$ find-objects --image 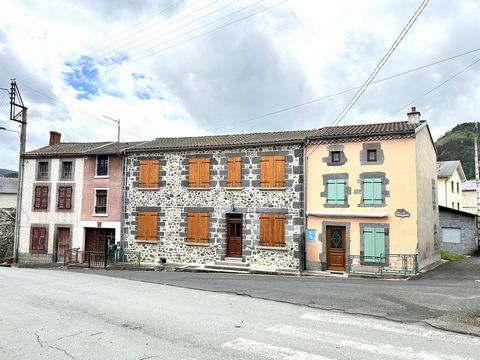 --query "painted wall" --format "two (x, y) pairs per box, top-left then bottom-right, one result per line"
(0, 194), (17, 208)
(437, 170), (463, 209)
(415, 126), (440, 269)
(305, 136), (420, 271)
(439, 208), (477, 255)
(461, 190), (477, 215)
(18, 157), (84, 263)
